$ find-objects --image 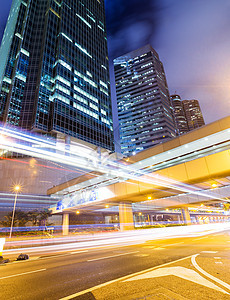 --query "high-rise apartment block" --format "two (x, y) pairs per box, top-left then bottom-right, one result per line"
(183, 99), (205, 130)
(171, 94), (205, 134)
(114, 45), (175, 156)
(170, 94), (188, 135)
(0, 0), (114, 151)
